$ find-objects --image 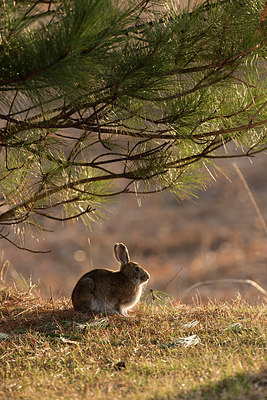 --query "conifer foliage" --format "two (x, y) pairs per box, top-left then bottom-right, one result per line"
(0, 0), (266, 245)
